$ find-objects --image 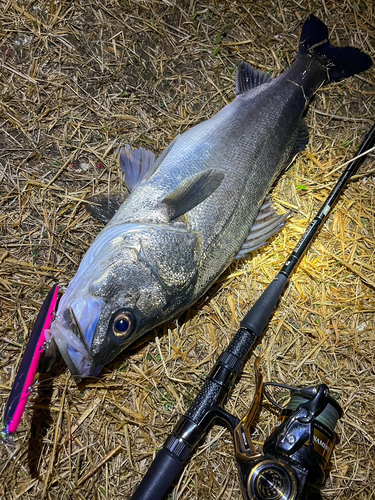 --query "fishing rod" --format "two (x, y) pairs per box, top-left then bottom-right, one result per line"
(130, 123), (375, 500)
